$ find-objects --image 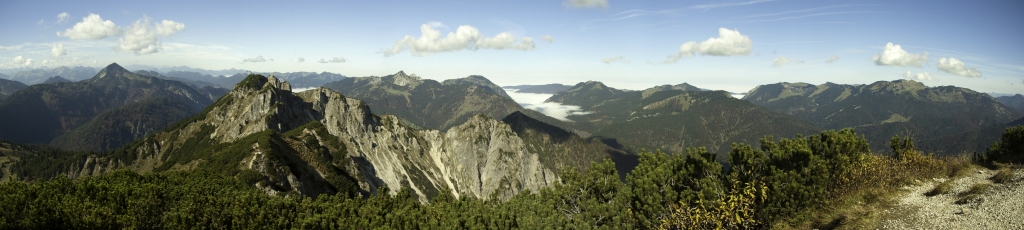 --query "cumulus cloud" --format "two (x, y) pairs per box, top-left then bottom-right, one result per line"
(542, 35), (555, 43)
(11, 56), (33, 67)
(602, 55), (630, 64)
(872, 42), (928, 67)
(565, 0), (608, 8)
(296, 57), (305, 62)
(772, 56), (791, 67)
(117, 16), (185, 55)
(56, 12), (70, 24)
(242, 55), (266, 63)
(381, 24), (536, 57)
(902, 70), (933, 81)
(51, 43), (67, 58)
(57, 14), (122, 39)
(318, 57), (346, 63)
(937, 57), (982, 78)
(825, 56), (839, 63)
(664, 28), (752, 64)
